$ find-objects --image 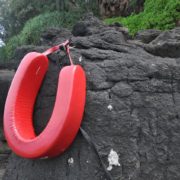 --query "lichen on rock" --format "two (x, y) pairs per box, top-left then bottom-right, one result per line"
(107, 149), (120, 171)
